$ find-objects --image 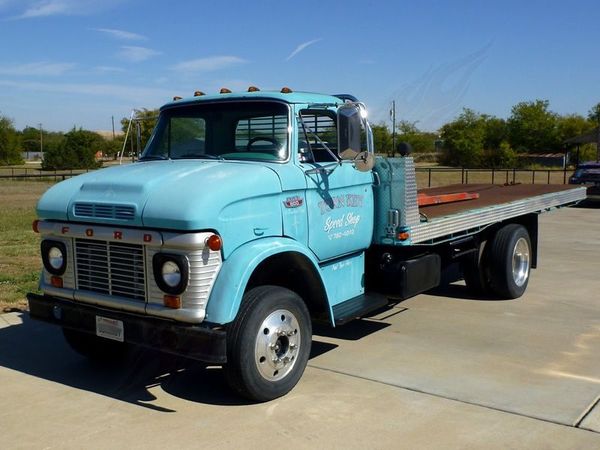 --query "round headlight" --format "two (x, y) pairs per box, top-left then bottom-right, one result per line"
(41, 240), (67, 275)
(153, 253), (189, 295)
(161, 260), (182, 288)
(48, 246), (64, 270)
